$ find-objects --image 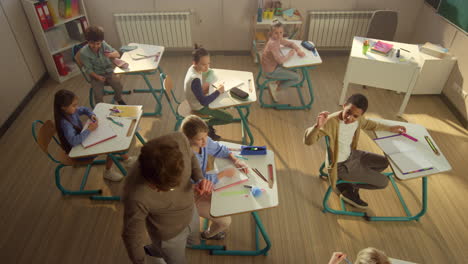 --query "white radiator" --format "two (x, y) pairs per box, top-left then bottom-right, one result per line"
(307, 11), (373, 49)
(114, 12), (192, 48)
